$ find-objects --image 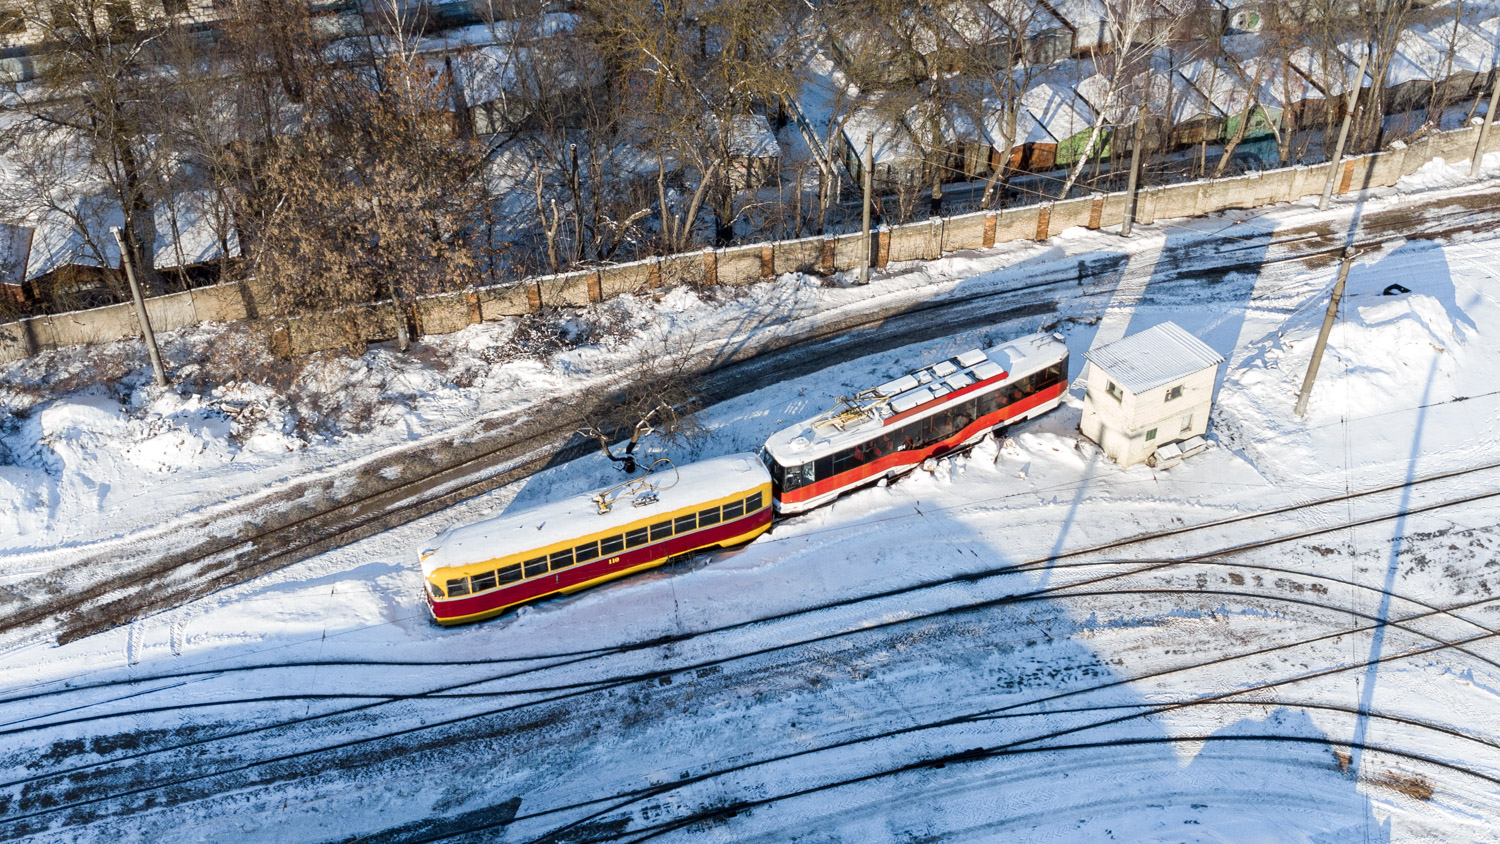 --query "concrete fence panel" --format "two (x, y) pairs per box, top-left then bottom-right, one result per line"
(414, 292), (472, 336)
(477, 283), (533, 319)
(1134, 186), (1161, 225)
(716, 244), (763, 286)
(47, 303), (139, 347)
(0, 321), (31, 363)
(1433, 125), (1480, 163)
(1098, 191), (1130, 229)
(598, 260), (654, 298)
(1367, 146), (1407, 188)
(144, 290), (200, 333)
(943, 212), (988, 251)
(1485, 122), (1500, 156)
(992, 205), (1041, 244)
(654, 253), (702, 289)
(1289, 162), (1333, 201)
(1047, 196), (1094, 236)
(537, 270), (593, 308)
(1153, 182), (1201, 220)
(887, 220), (938, 263)
(188, 283), (251, 323)
(774, 236), (825, 276)
(1255, 167), (1298, 204)
(1399, 135), (1434, 175)
(832, 232), (868, 272)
